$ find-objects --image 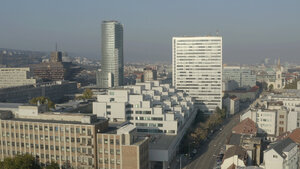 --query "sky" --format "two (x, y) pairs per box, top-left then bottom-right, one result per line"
(0, 0), (300, 64)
